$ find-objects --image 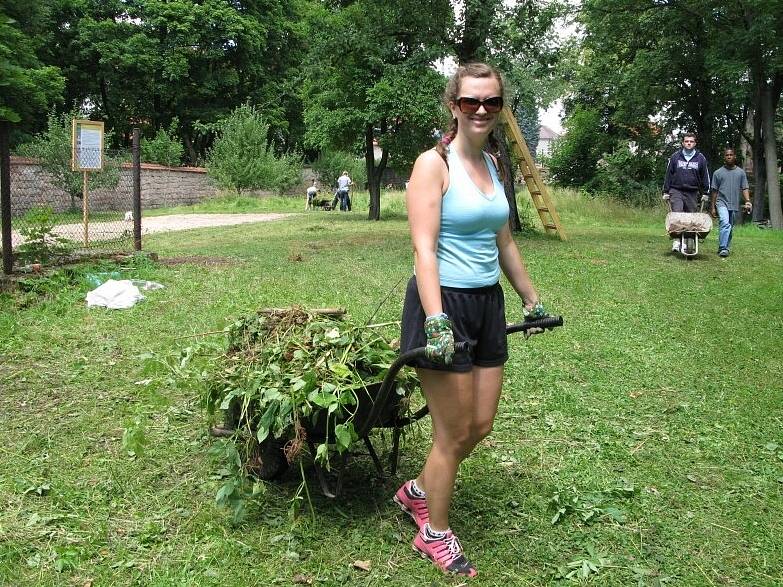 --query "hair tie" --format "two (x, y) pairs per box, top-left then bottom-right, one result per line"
(441, 135), (452, 146)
